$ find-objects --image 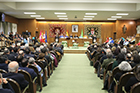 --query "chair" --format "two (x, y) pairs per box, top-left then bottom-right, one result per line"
(36, 60), (47, 83)
(50, 51), (59, 63)
(130, 82), (140, 93)
(86, 49), (91, 61)
(114, 72), (135, 93)
(0, 69), (7, 73)
(108, 67), (122, 89)
(18, 69), (37, 93)
(103, 62), (113, 83)
(6, 78), (29, 93)
(28, 64), (43, 92)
